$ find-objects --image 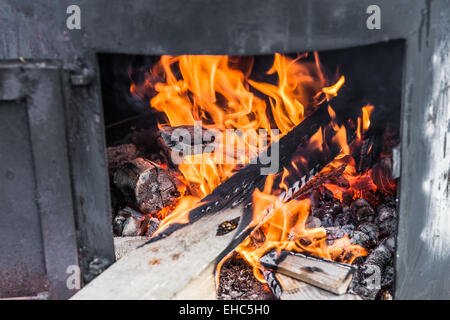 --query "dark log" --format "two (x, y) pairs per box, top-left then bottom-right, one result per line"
(106, 144), (139, 176)
(113, 157), (180, 214)
(260, 250), (356, 295)
(350, 237), (394, 299)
